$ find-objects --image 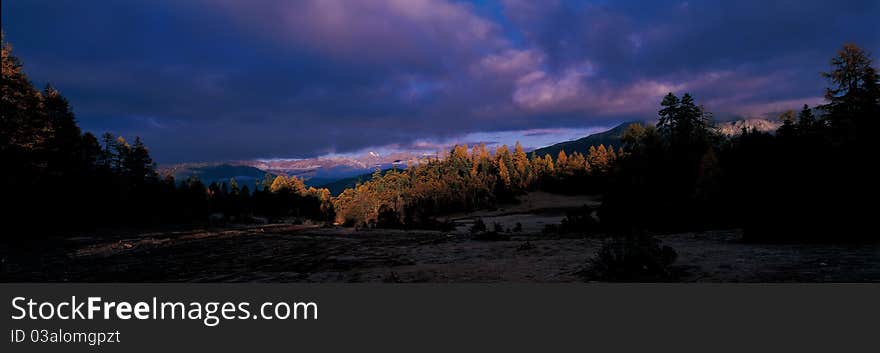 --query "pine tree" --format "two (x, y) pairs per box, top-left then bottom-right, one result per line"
(543, 154), (555, 174)
(99, 133), (118, 171)
(270, 175), (288, 193)
(125, 137), (156, 181)
(1, 33), (48, 152)
(80, 132), (102, 169)
(498, 160), (511, 187)
(114, 136), (131, 173)
(777, 110), (797, 137)
(821, 44), (880, 125)
(229, 178), (240, 196)
(261, 173), (275, 192)
(657, 93), (680, 138)
(42, 85), (82, 161)
(556, 150), (568, 176)
(658, 92), (709, 145)
(513, 141), (530, 186)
